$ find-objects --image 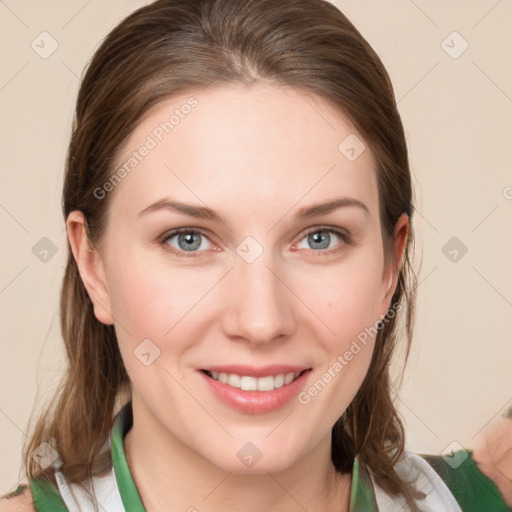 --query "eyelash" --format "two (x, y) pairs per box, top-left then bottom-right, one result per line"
(157, 225), (353, 259)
